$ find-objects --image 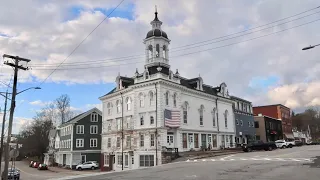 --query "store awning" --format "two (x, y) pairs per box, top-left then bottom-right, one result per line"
(284, 133), (294, 140)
